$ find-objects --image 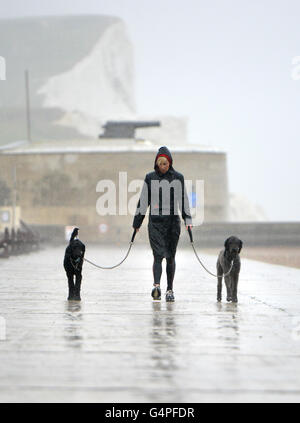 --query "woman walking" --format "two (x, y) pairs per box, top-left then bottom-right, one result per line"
(133, 146), (193, 301)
